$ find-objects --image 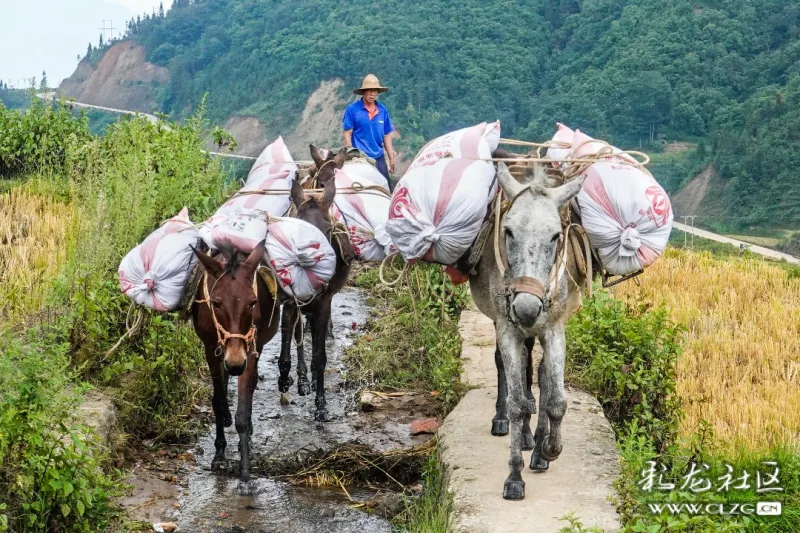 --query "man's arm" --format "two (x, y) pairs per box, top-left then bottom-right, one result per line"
(343, 129), (353, 148)
(383, 133), (396, 173)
